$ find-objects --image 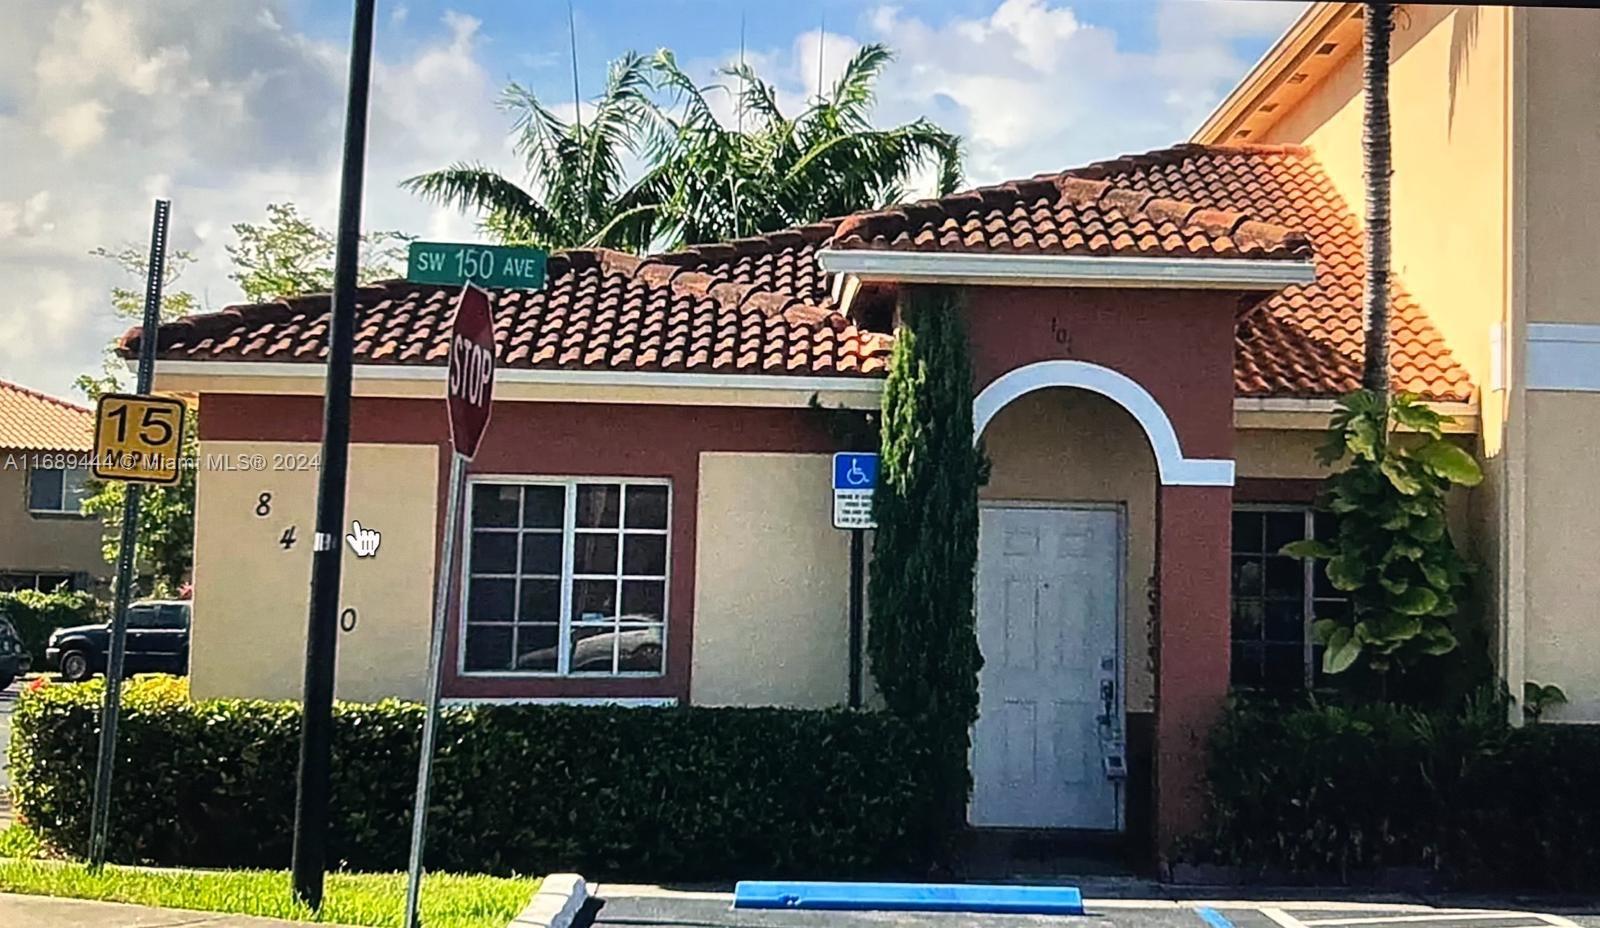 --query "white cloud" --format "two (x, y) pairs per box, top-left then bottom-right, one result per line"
(0, 0), (516, 399)
(849, 0), (1300, 186)
(0, 0), (1304, 400)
